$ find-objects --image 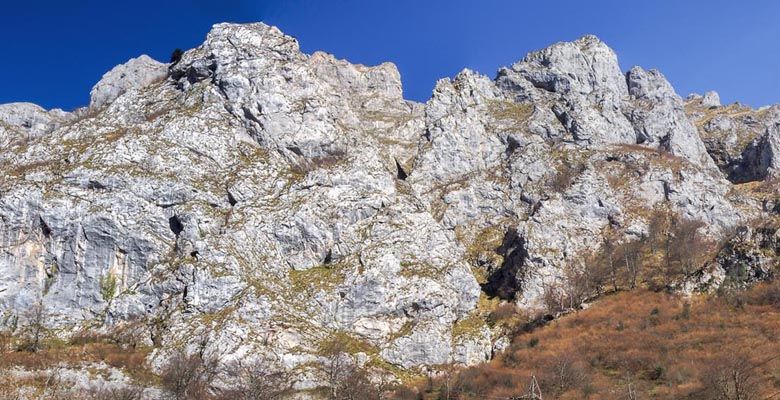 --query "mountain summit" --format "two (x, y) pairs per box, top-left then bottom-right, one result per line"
(0, 22), (778, 396)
